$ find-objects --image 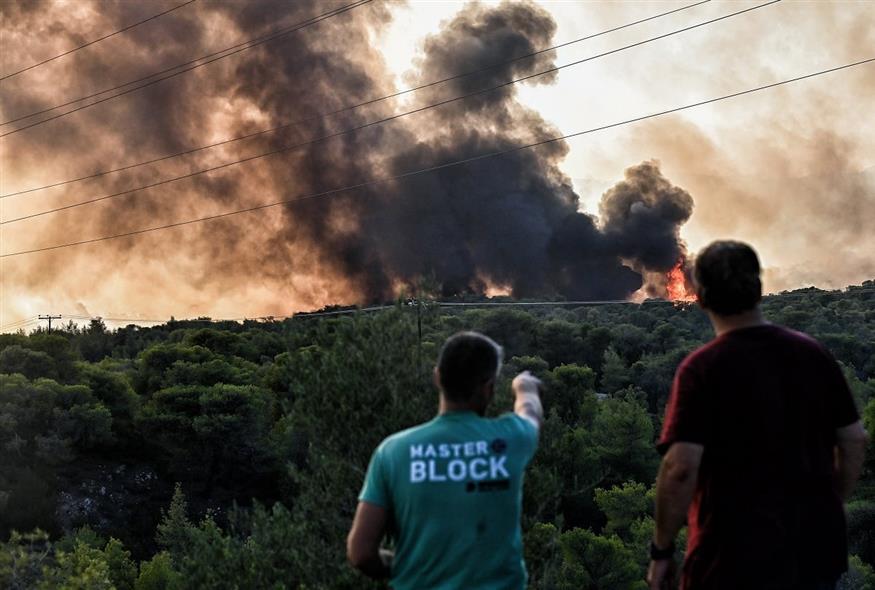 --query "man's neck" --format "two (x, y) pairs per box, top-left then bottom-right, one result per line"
(439, 396), (485, 416)
(708, 307), (768, 337)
